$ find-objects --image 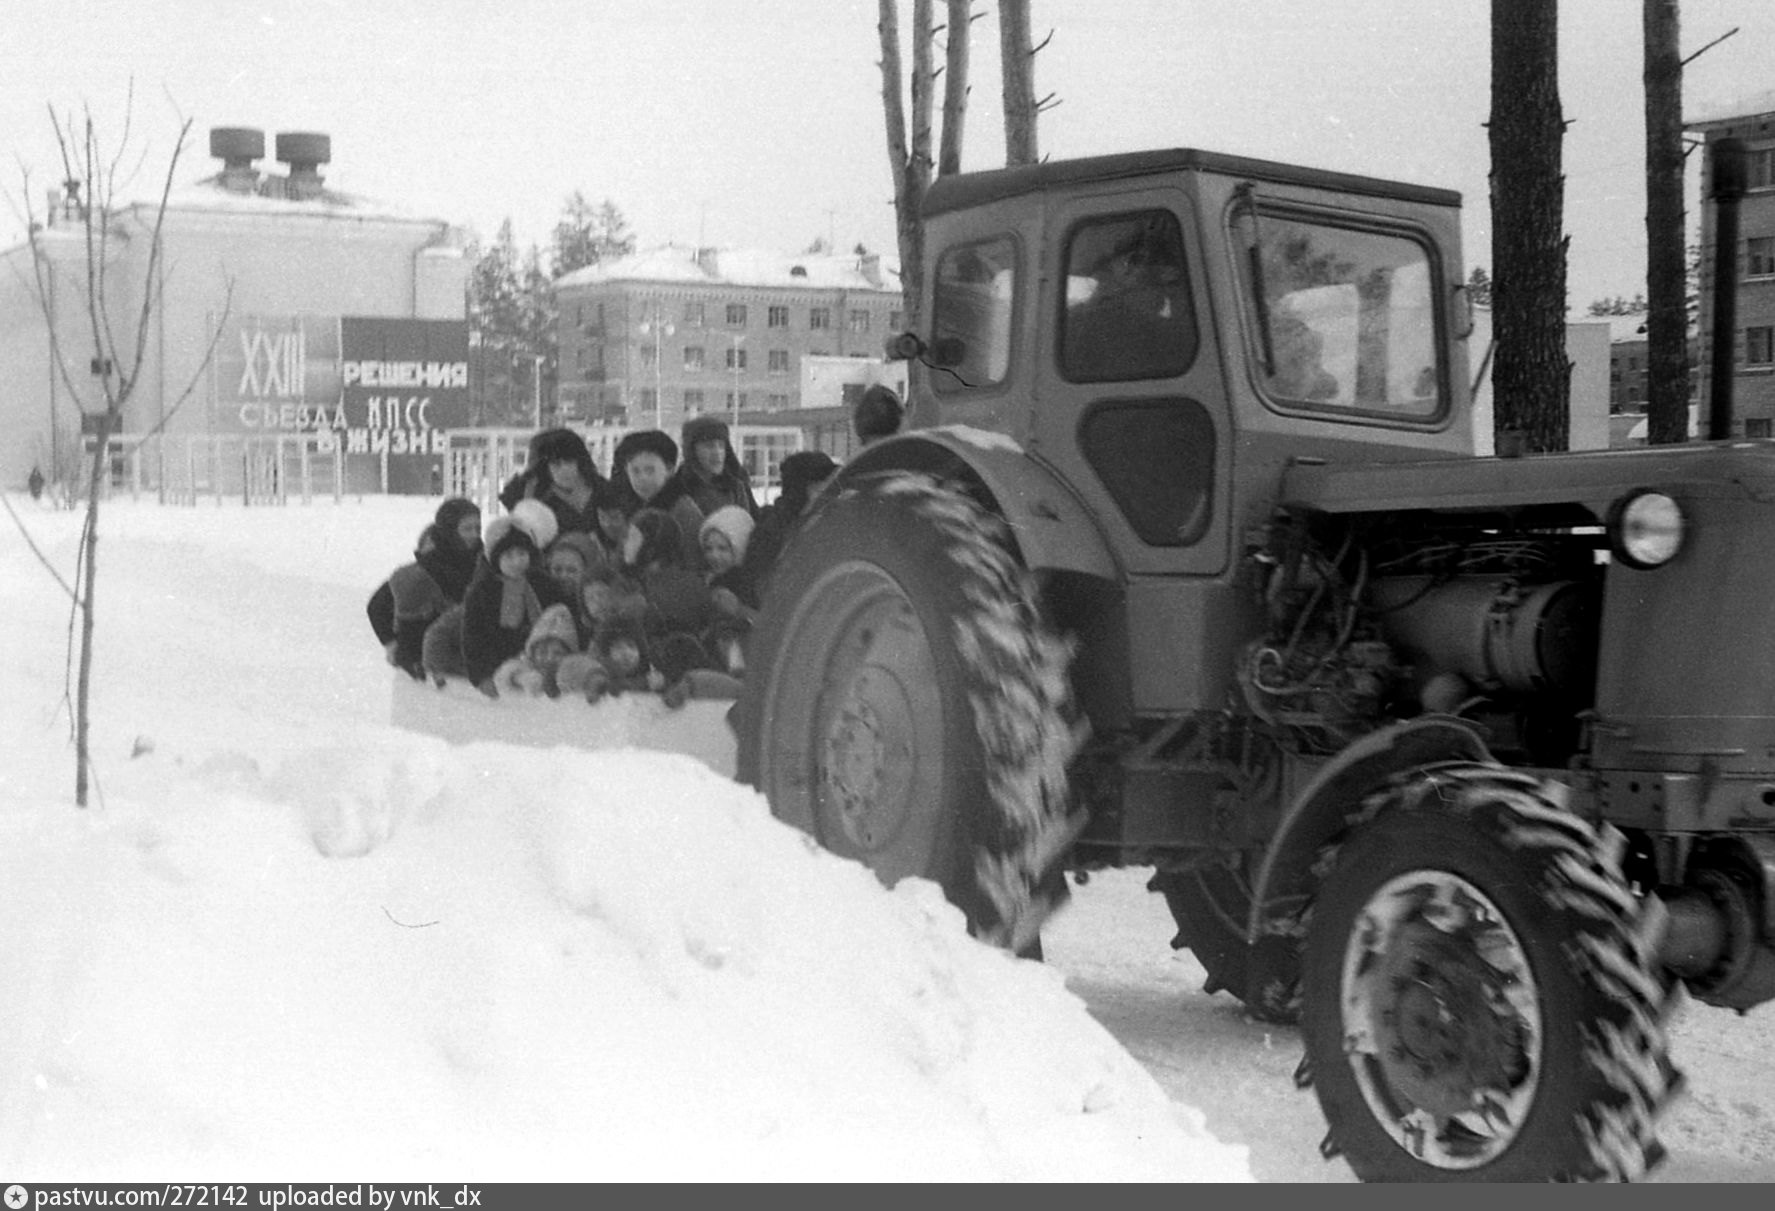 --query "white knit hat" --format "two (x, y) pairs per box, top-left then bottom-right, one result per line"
(508, 498), (560, 551)
(698, 505), (755, 565)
